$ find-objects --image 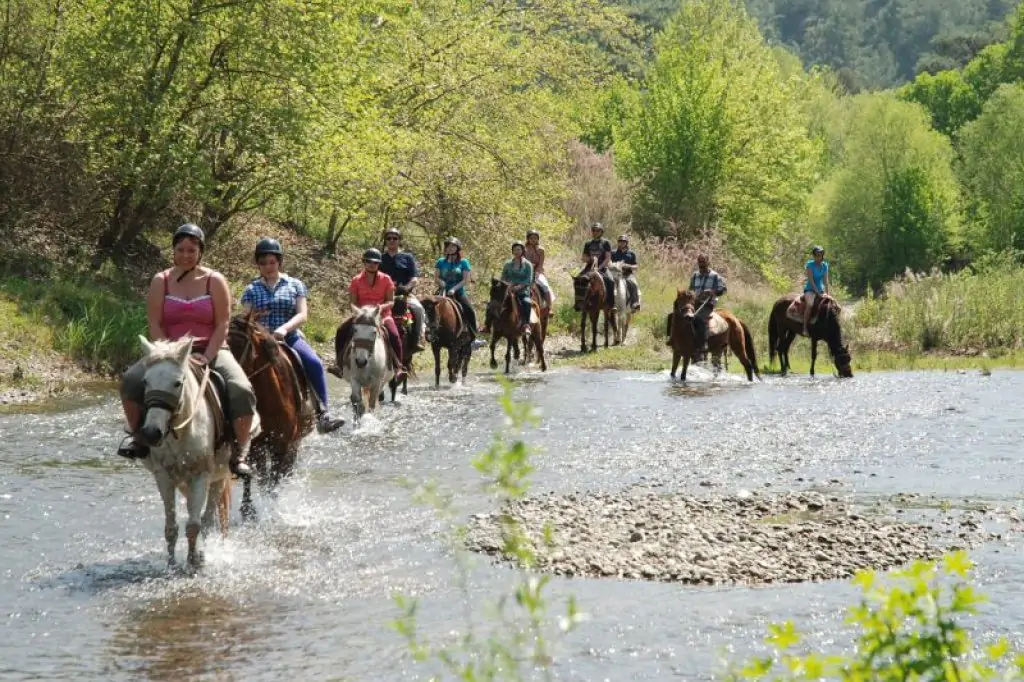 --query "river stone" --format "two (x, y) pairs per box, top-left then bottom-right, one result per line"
(463, 490), (995, 586)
